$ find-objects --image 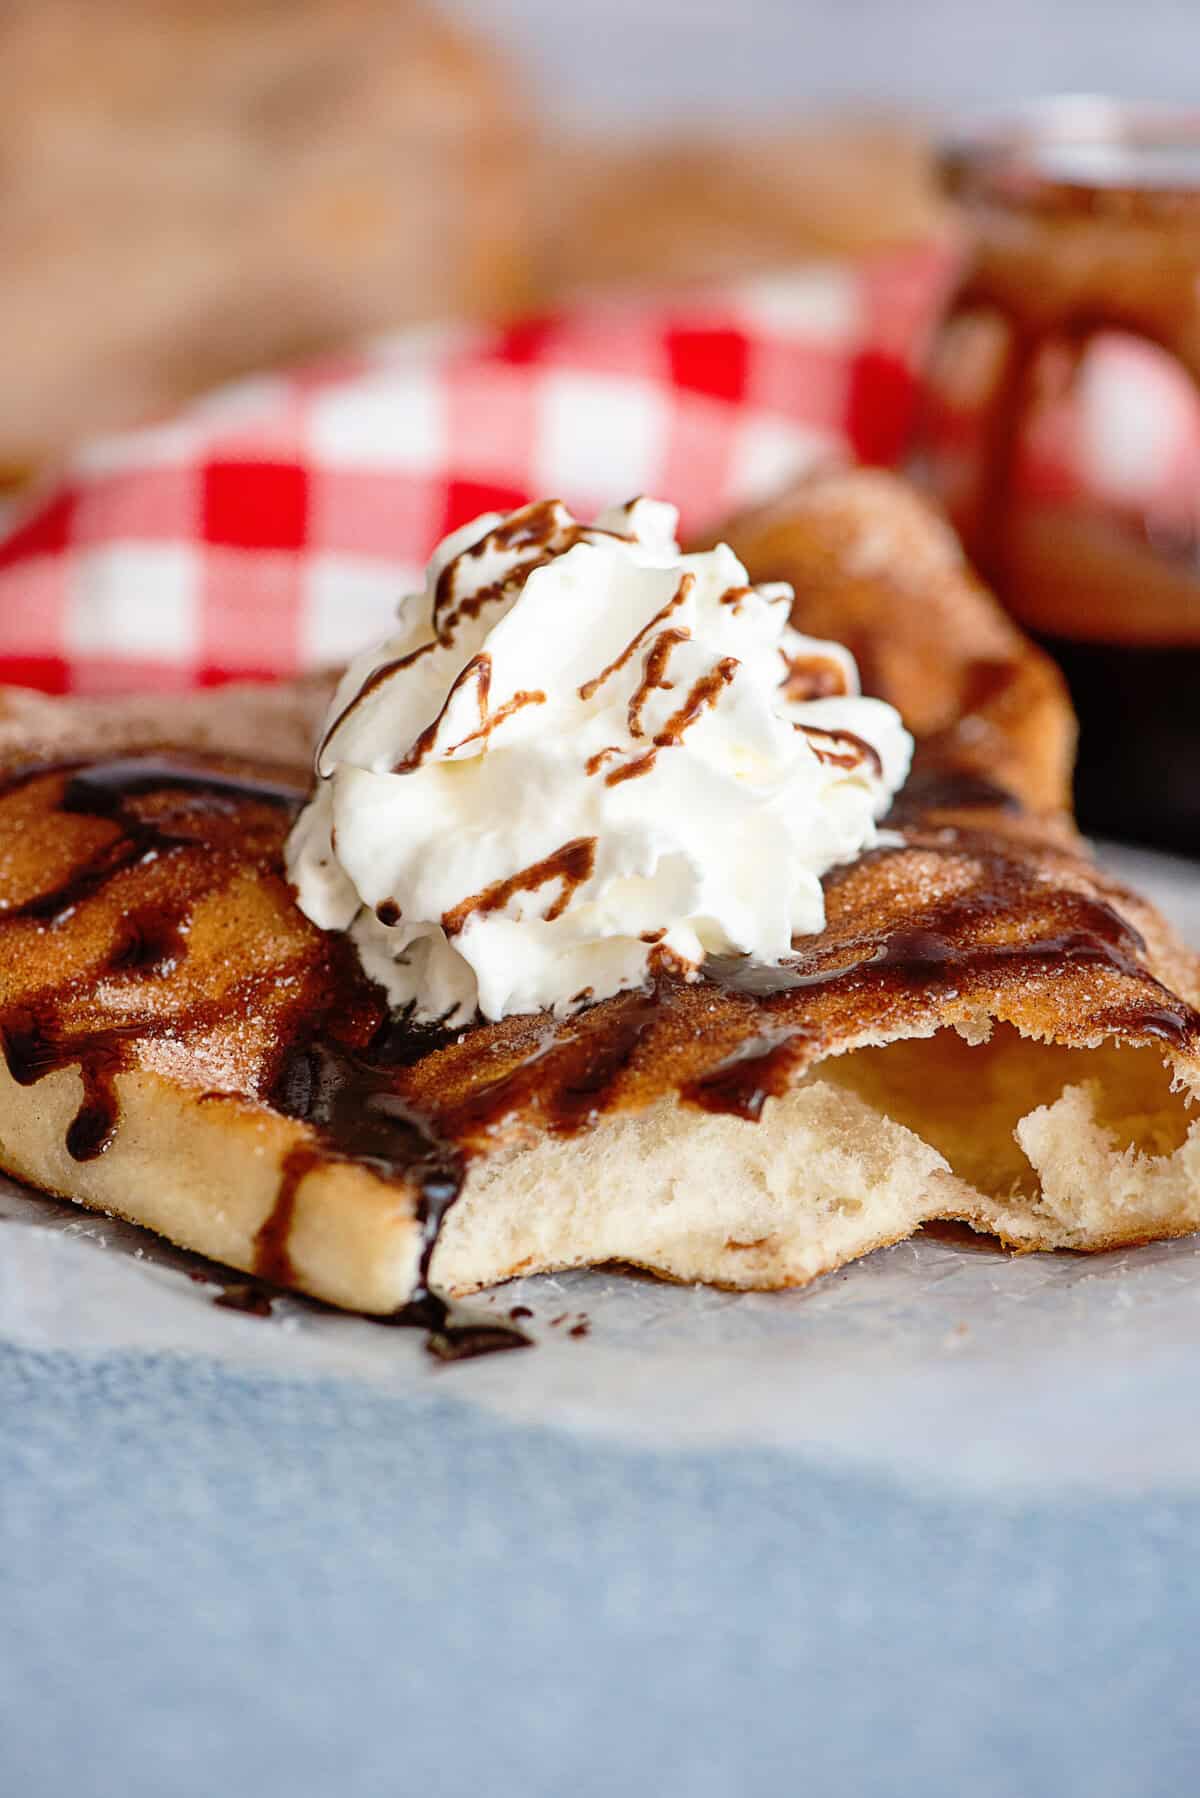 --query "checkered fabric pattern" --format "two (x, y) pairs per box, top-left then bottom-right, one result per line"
(0, 249), (946, 695)
(921, 322), (1200, 548)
